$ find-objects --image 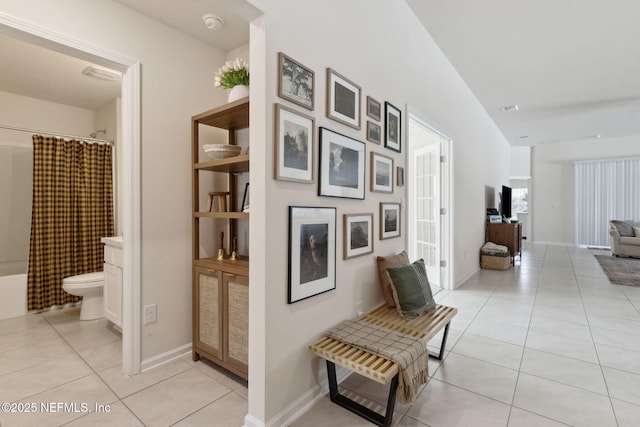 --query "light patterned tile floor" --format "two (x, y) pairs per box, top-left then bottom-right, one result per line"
(1, 243), (640, 426)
